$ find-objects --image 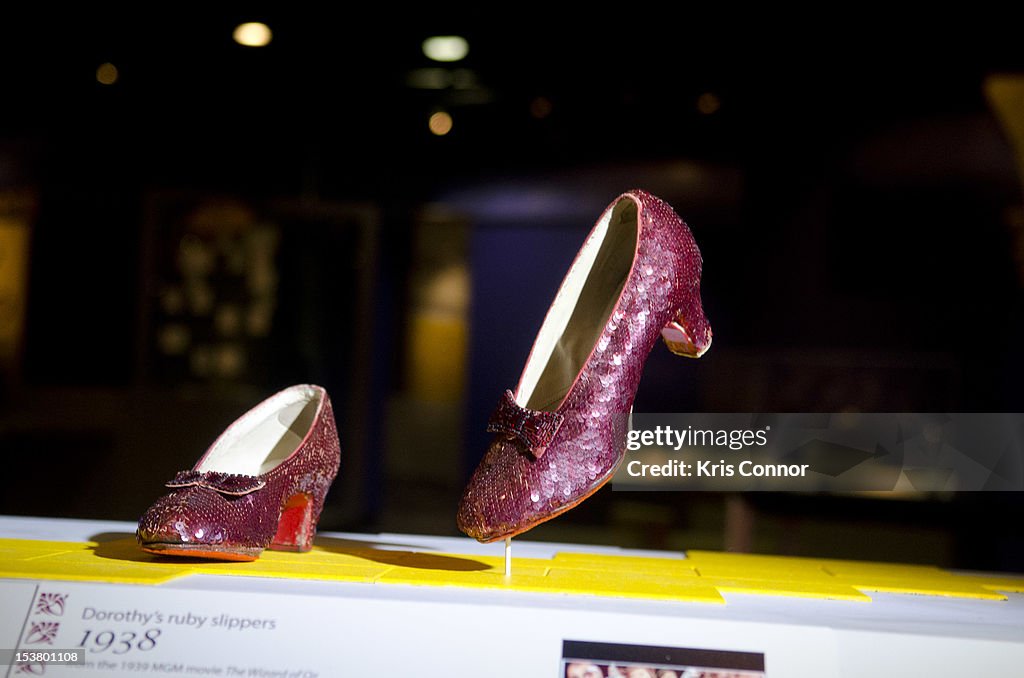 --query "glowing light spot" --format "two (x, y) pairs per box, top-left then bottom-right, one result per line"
(429, 111), (453, 136)
(697, 92), (721, 115)
(234, 22), (273, 47)
(96, 62), (118, 85)
(530, 96), (553, 119)
(422, 36), (469, 62)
